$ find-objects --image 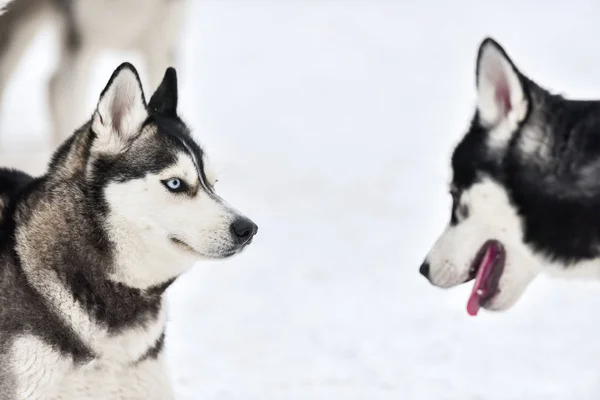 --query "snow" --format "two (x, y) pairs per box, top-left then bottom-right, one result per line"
(3, 0), (600, 398)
